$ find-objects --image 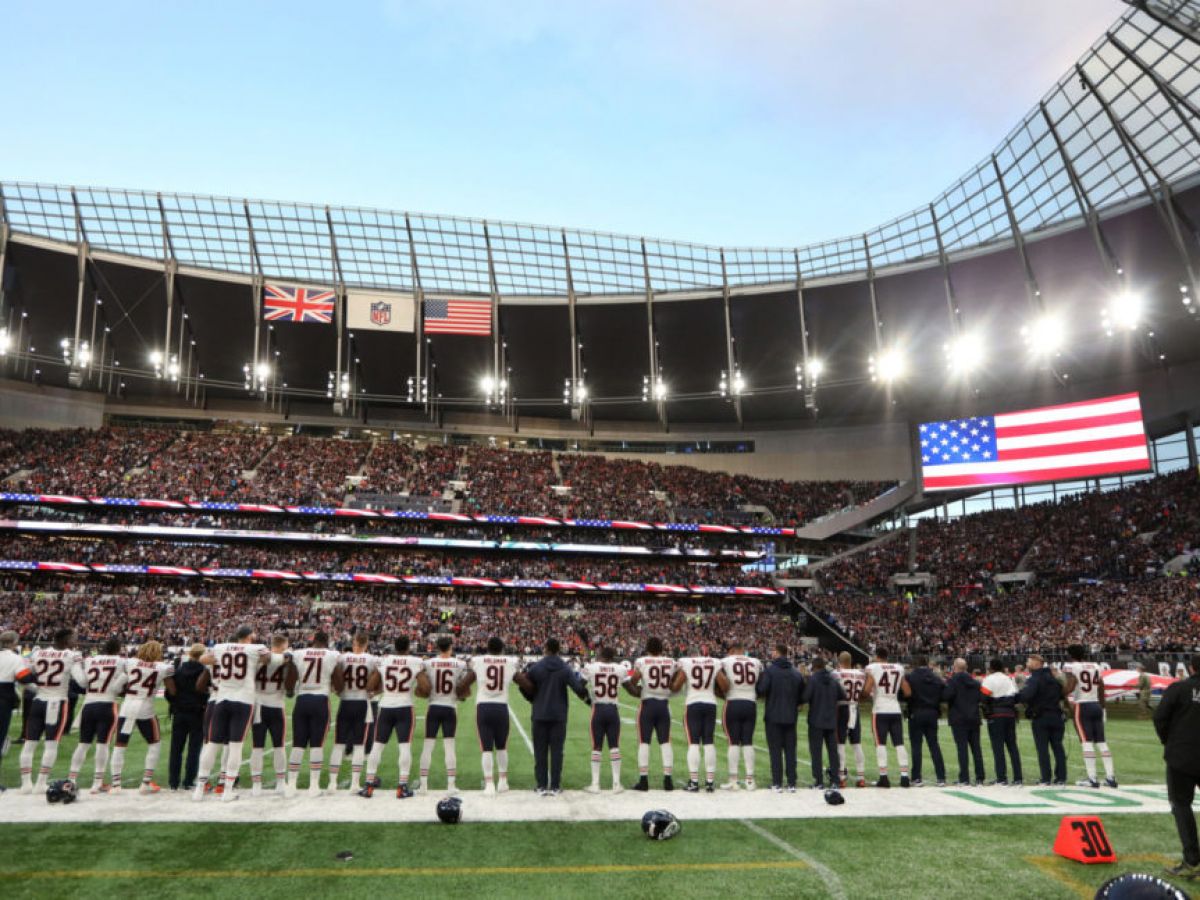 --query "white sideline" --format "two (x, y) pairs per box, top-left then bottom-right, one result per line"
(0, 783), (1172, 824)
